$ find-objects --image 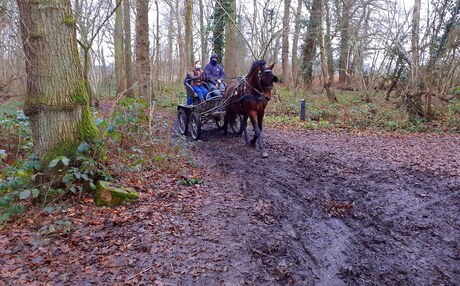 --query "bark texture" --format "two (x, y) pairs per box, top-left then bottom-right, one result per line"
(281, 0), (291, 83)
(136, 0), (150, 100)
(115, 0), (124, 94)
(301, 0), (321, 86)
(17, 0), (97, 160)
(291, 0), (302, 86)
(185, 0), (193, 67)
(123, 0), (134, 96)
(338, 0), (351, 84)
(224, 0), (236, 78)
